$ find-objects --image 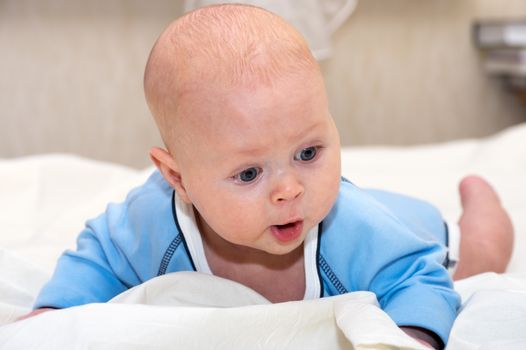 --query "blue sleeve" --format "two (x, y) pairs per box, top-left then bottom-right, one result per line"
(321, 183), (460, 345)
(34, 171), (174, 309)
(368, 236), (459, 345)
(33, 222), (131, 309)
(364, 188), (459, 344)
